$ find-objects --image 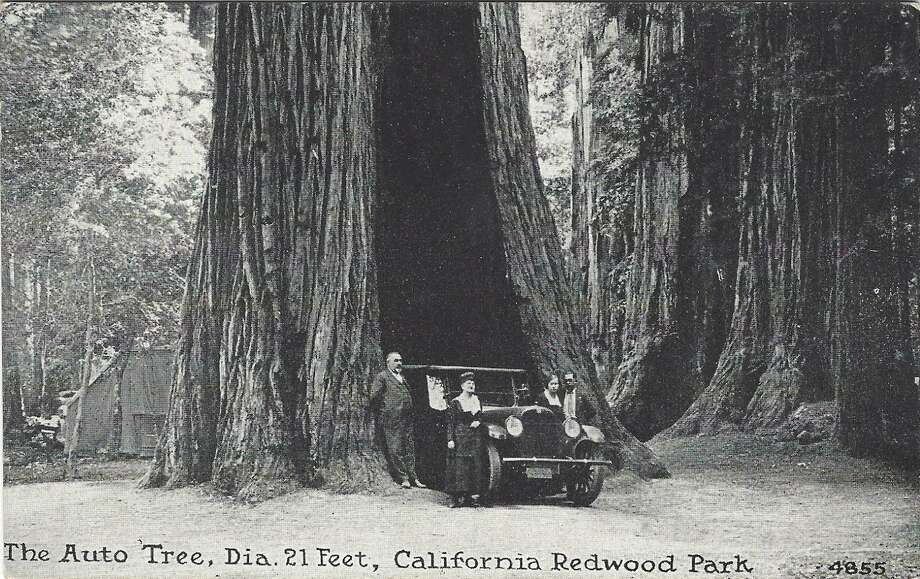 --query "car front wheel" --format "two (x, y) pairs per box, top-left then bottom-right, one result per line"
(481, 441), (502, 500)
(566, 445), (605, 506)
